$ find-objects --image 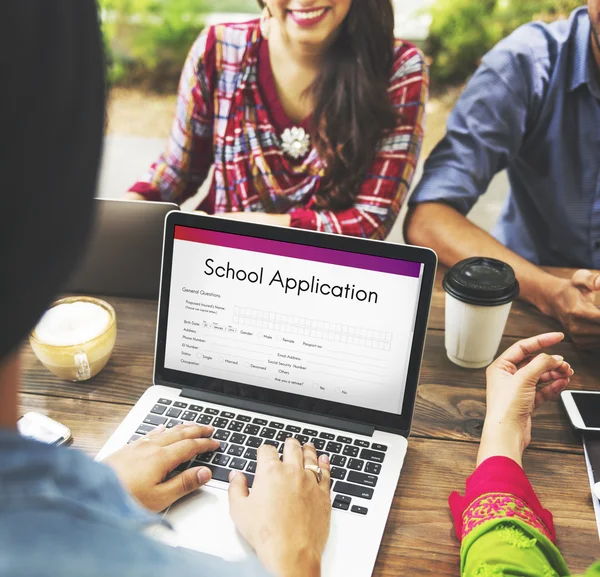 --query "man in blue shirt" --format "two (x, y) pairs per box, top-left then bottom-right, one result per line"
(0, 3), (331, 577)
(406, 2), (600, 349)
